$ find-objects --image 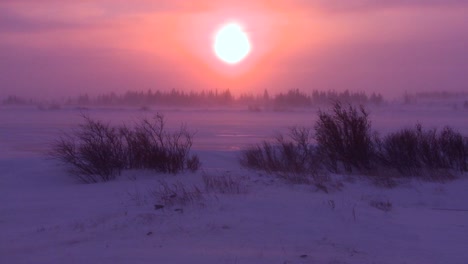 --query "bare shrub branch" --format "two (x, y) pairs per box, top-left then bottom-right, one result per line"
(123, 114), (198, 174)
(50, 115), (124, 183)
(379, 124), (468, 177)
(50, 113), (200, 183)
(314, 102), (375, 173)
(240, 126), (320, 177)
(241, 101), (467, 184)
